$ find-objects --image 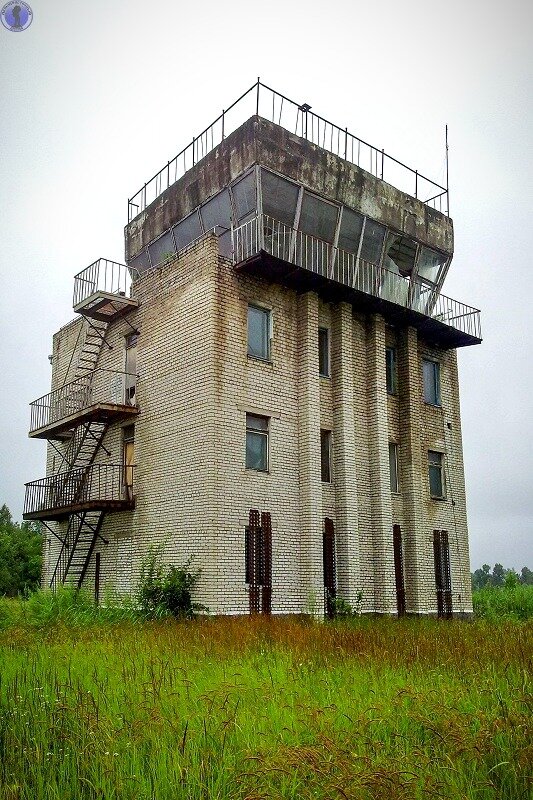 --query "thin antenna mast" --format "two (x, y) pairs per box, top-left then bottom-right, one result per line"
(445, 124), (450, 216)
